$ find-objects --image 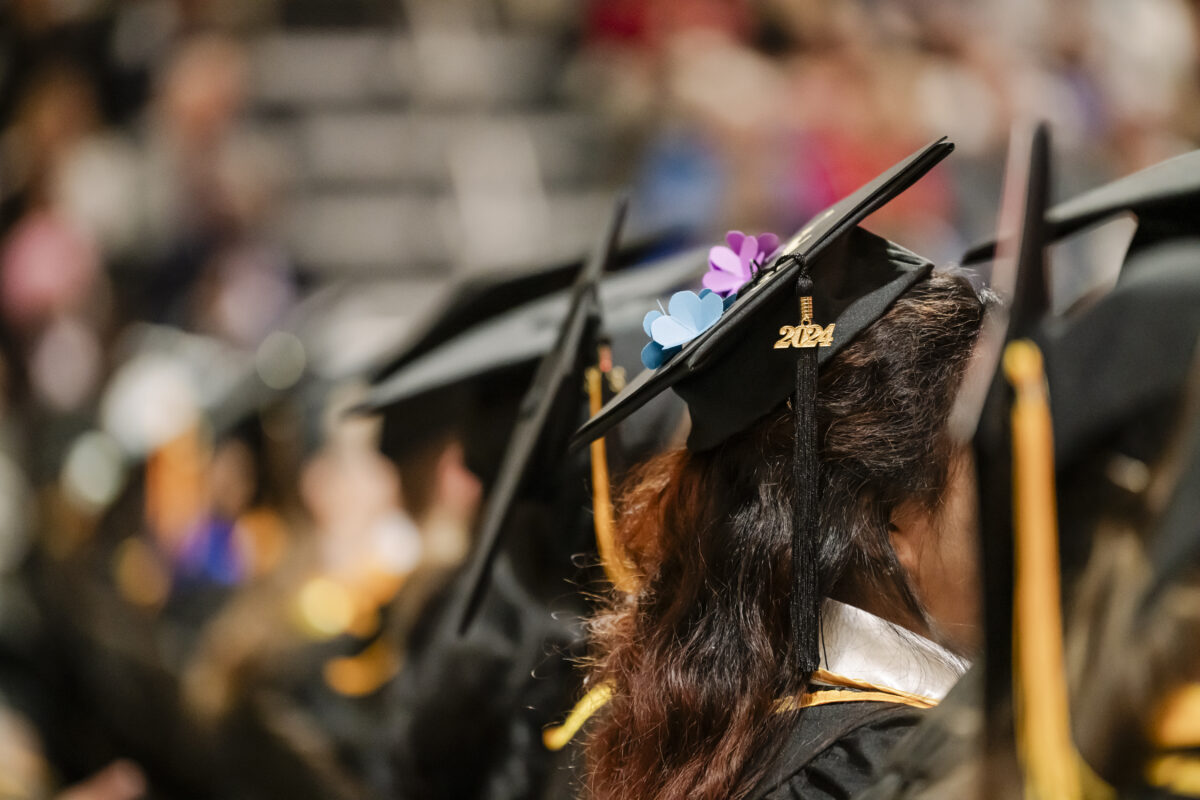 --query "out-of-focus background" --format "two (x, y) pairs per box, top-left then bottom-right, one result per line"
(0, 0), (1197, 798)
